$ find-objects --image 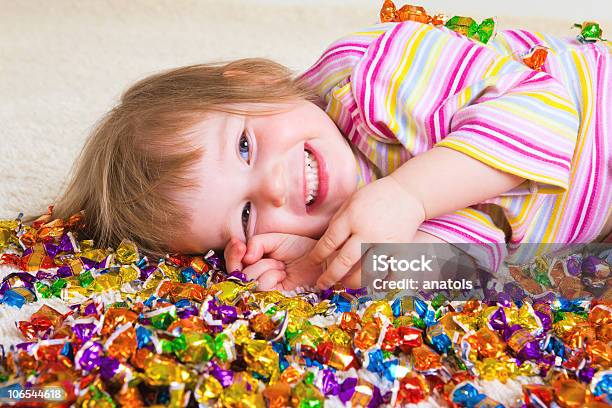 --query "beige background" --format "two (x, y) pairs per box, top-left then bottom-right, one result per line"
(1, 0), (611, 218)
